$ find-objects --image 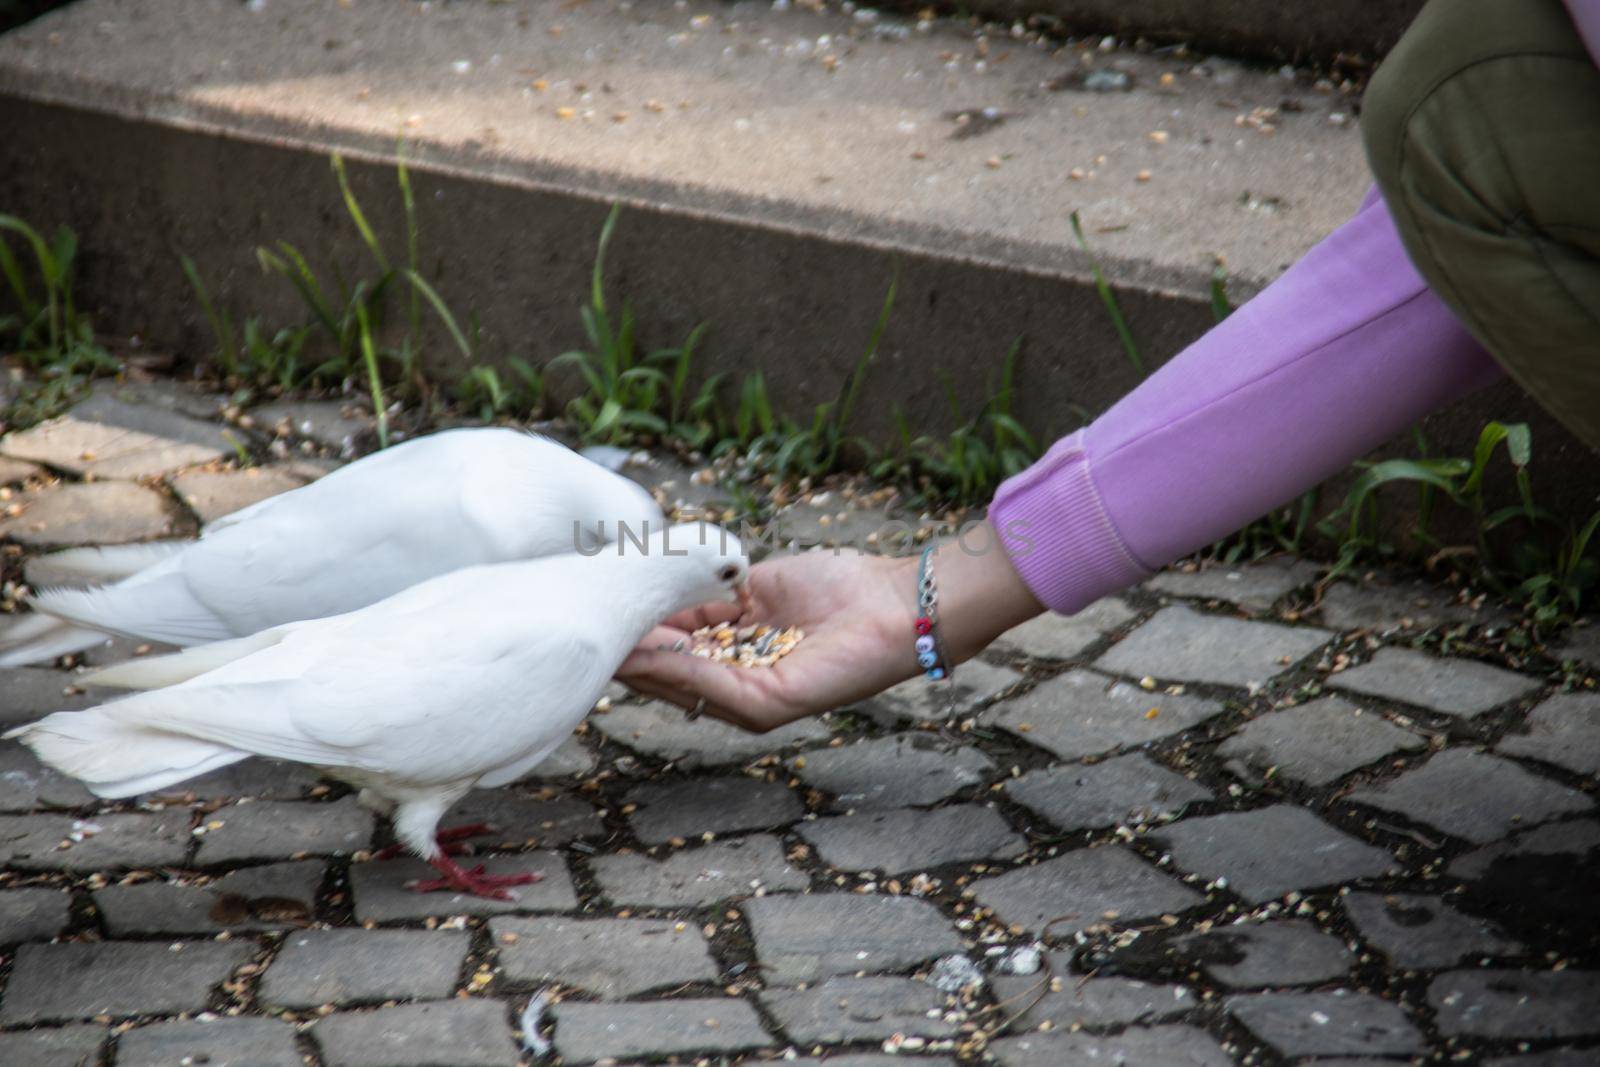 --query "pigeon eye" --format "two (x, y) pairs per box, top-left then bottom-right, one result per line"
(718, 564), (740, 583)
